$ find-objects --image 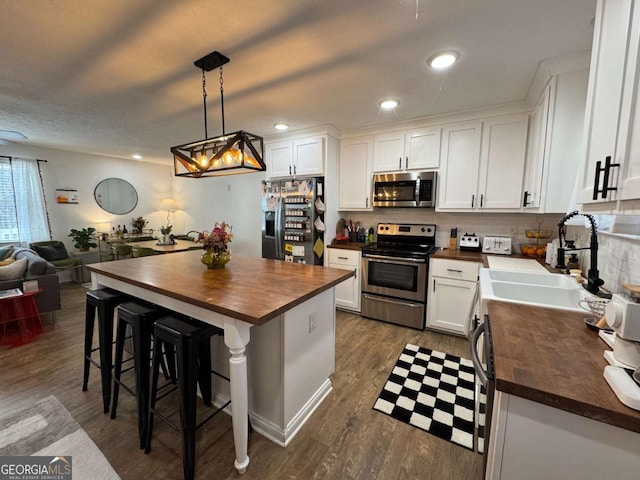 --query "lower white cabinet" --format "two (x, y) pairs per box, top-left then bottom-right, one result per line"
(427, 258), (480, 335)
(328, 248), (361, 312)
(487, 391), (640, 480)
